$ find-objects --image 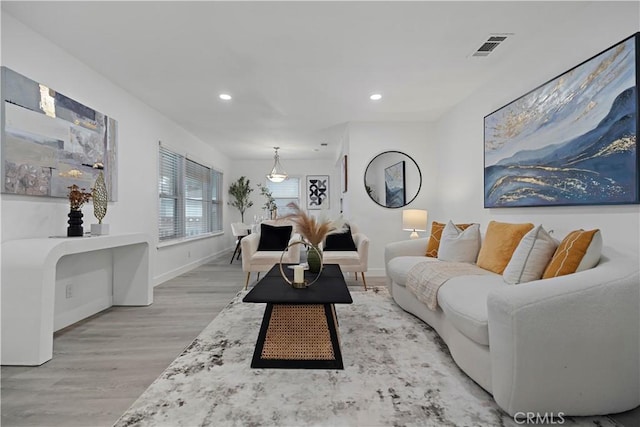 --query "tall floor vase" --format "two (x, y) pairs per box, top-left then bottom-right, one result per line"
(67, 209), (84, 237)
